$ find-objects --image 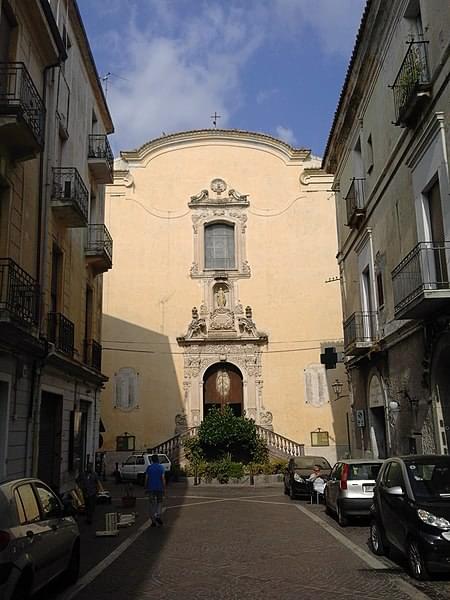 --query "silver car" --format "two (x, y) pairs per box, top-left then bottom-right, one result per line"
(324, 459), (383, 526)
(0, 478), (80, 600)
